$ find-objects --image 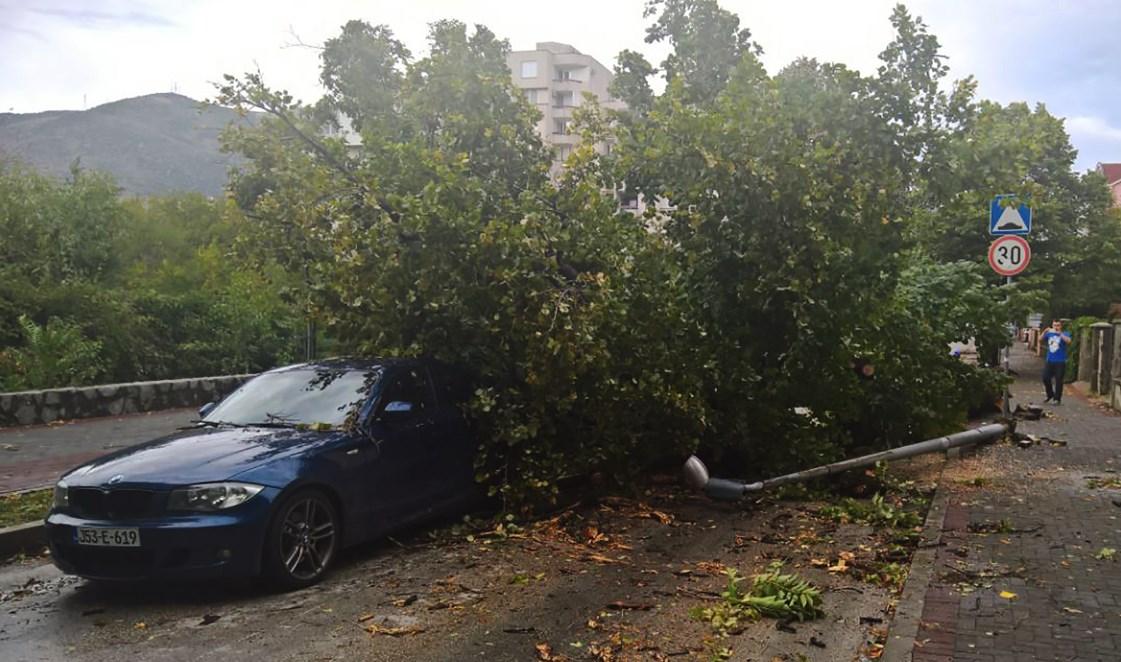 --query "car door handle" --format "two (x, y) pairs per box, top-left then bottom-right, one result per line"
(346, 448), (360, 456)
